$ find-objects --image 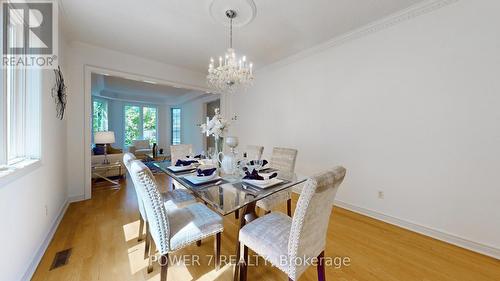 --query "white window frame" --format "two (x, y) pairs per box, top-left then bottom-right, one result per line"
(0, 6), (42, 180)
(171, 107), (181, 145)
(123, 103), (158, 147)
